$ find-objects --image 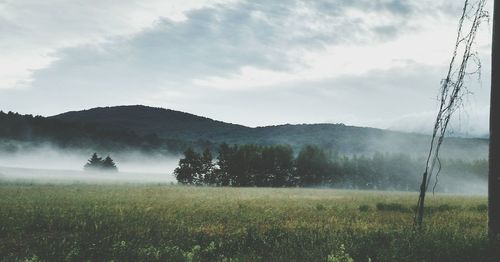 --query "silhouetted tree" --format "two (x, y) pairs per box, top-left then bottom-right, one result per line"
(200, 148), (216, 185)
(295, 145), (330, 186)
(84, 153), (103, 171)
(172, 143), (487, 190)
(232, 145), (260, 186)
(214, 143), (238, 186)
(261, 145), (294, 187)
(102, 156), (118, 172)
(84, 153), (119, 172)
(174, 148), (202, 185)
